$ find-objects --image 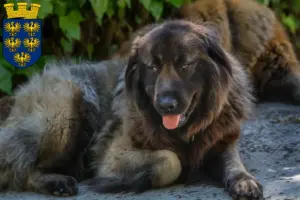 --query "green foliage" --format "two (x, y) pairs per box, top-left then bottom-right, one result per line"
(59, 11), (85, 40)
(258, 0), (300, 34)
(90, 0), (108, 25)
(0, 0), (300, 96)
(0, 66), (12, 95)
